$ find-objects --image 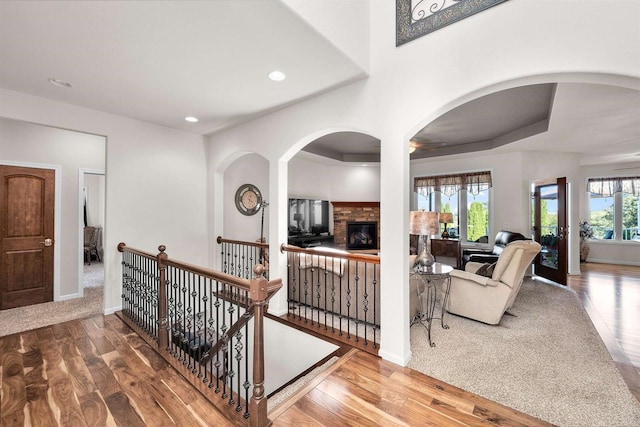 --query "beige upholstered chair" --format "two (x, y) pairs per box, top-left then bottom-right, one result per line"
(445, 240), (541, 325)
